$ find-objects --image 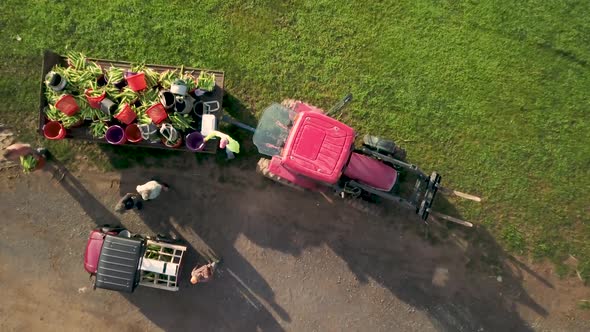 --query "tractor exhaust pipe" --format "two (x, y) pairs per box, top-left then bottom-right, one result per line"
(222, 115), (256, 133)
(326, 93), (353, 117)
